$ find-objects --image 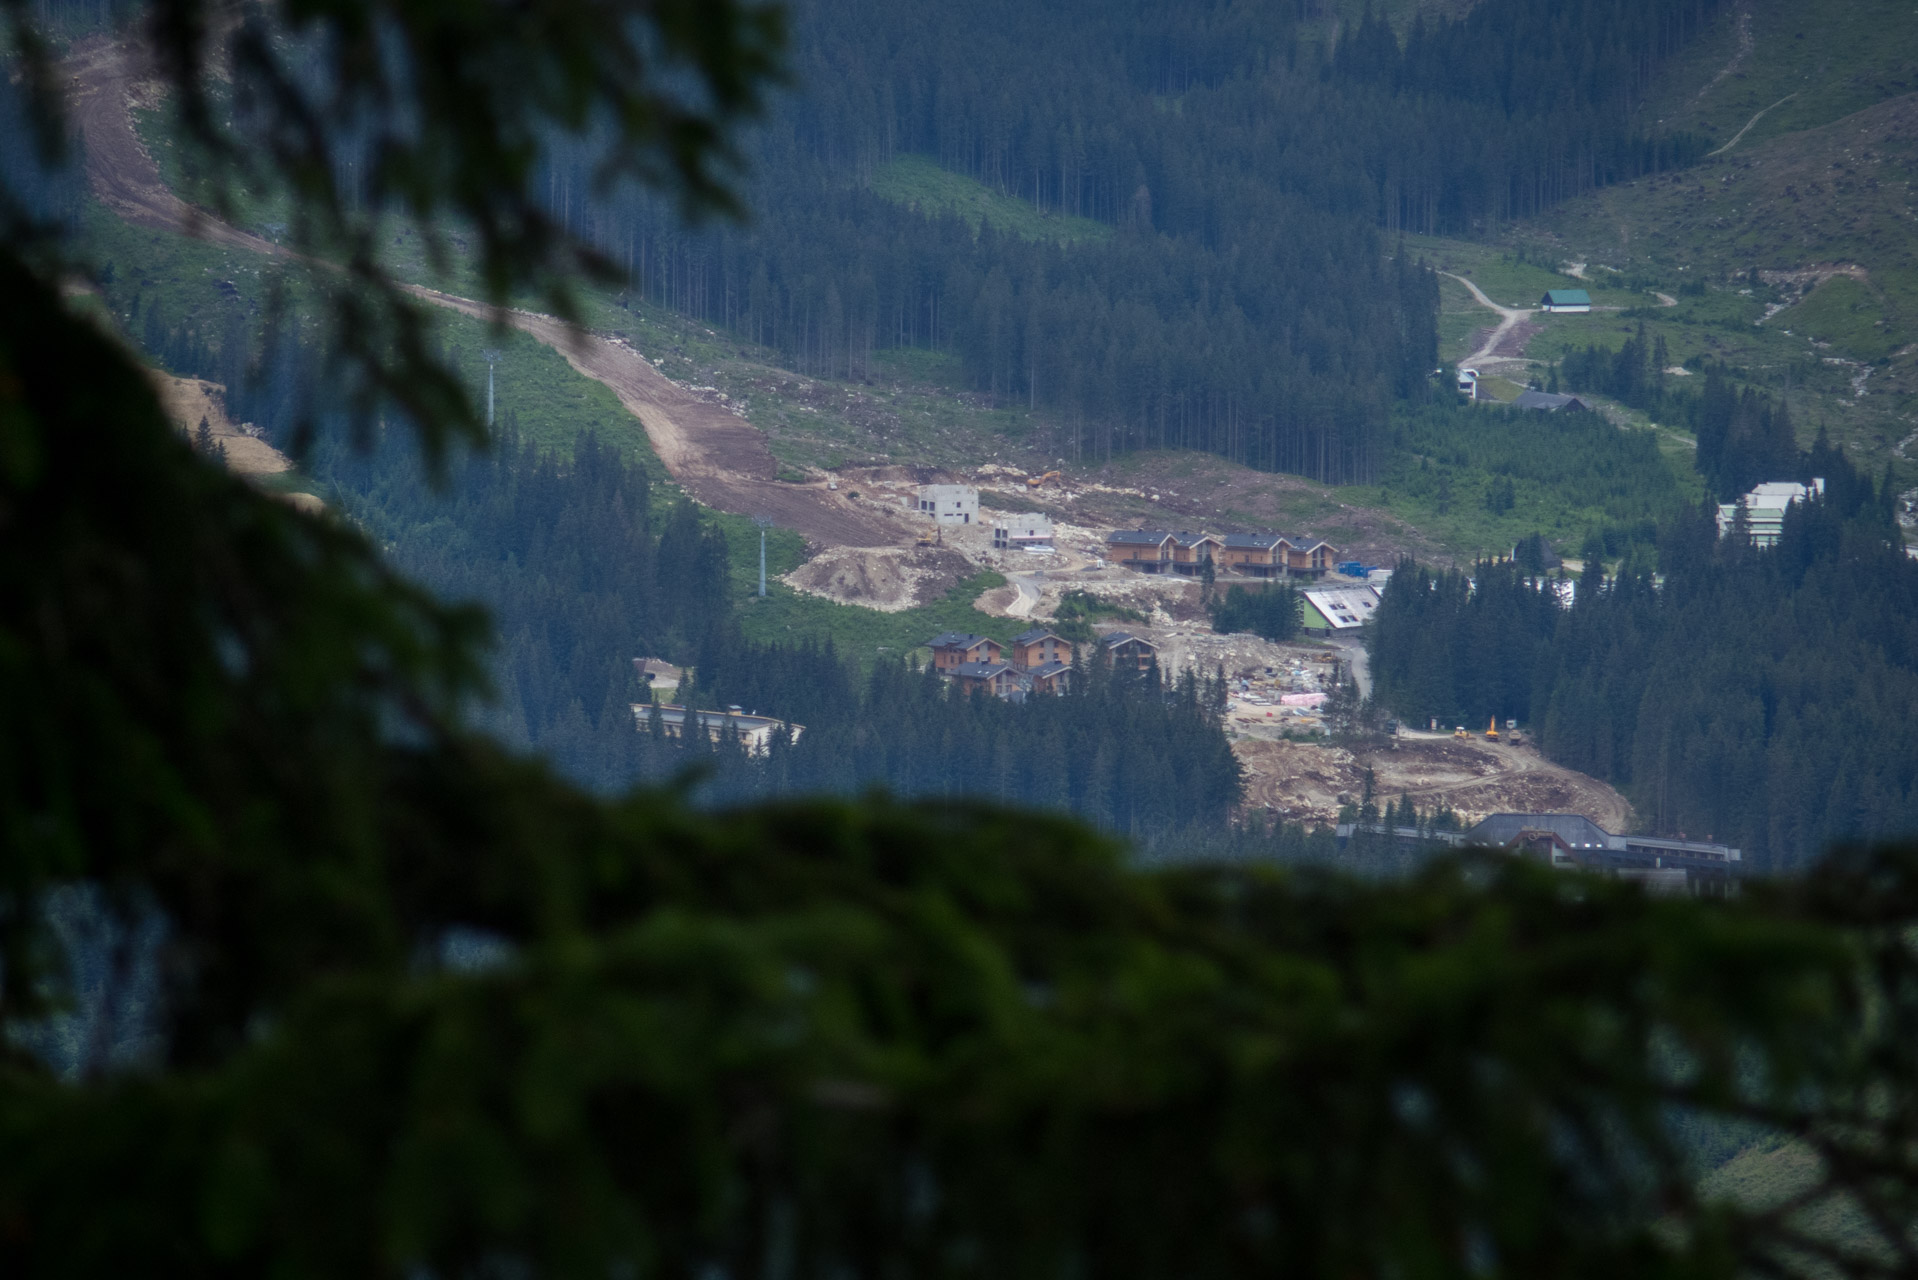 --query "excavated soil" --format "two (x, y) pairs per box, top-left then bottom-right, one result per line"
(149, 373), (291, 477)
(1236, 735), (1634, 831)
(781, 545), (977, 612)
